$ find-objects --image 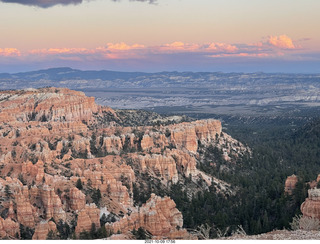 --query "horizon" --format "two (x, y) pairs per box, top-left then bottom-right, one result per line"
(0, 0), (320, 73)
(1, 66), (320, 75)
